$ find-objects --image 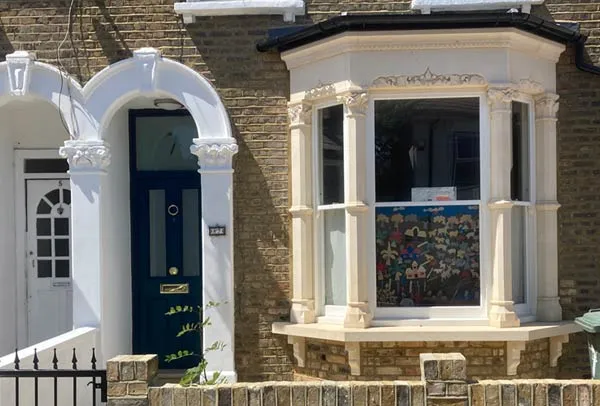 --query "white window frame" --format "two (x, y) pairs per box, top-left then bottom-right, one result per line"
(313, 101), (348, 323)
(365, 91), (491, 323)
(511, 95), (538, 322)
